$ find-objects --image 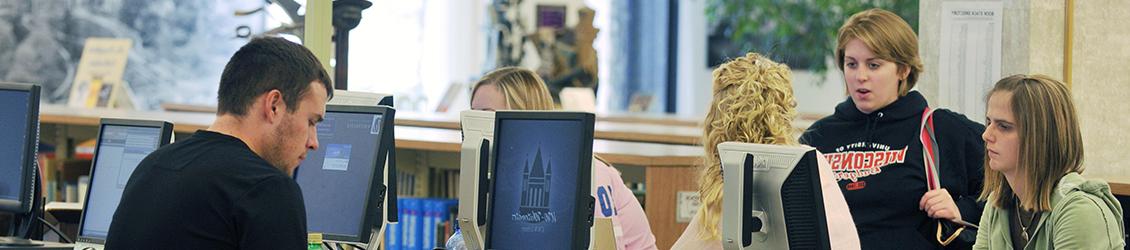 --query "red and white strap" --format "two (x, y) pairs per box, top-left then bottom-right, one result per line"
(920, 108), (941, 191)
